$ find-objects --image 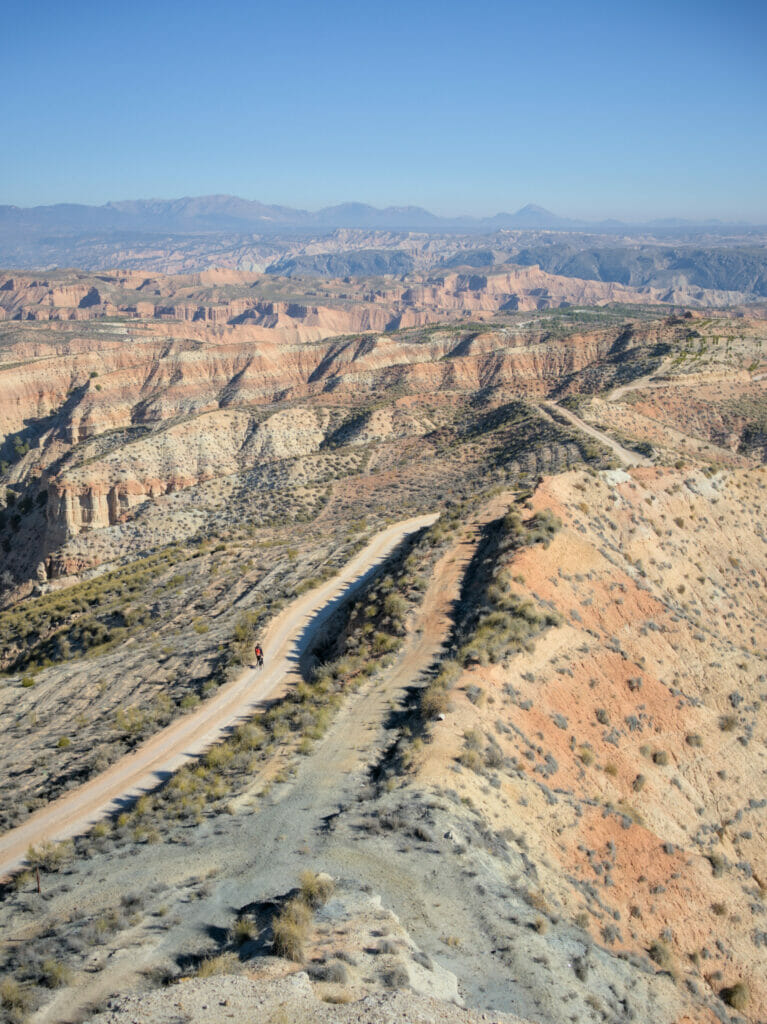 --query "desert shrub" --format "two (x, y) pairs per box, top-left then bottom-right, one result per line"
(382, 963), (410, 988)
(653, 750), (669, 766)
(299, 870), (334, 909)
(26, 839), (74, 872)
(272, 899), (311, 963)
(526, 509), (562, 547)
(40, 959), (72, 988)
(720, 981), (749, 1011)
(484, 744), (504, 768)
(196, 952), (240, 978)
(707, 851), (726, 877)
(113, 705), (150, 739)
(686, 733), (703, 748)
(617, 801), (645, 826)
(233, 722), (265, 750)
(232, 916), (258, 944)
(383, 593), (408, 620)
(719, 714), (738, 732)
(648, 939), (674, 973)
(463, 727), (483, 751)
(322, 991), (353, 1005)
(204, 744), (234, 769)
(421, 683), (449, 719)
(0, 977), (31, 1013)
(579, 746), (594, 766)
(309, 960), (350, 984)
(527, 890), (552, 914)
(458, 748), (483, 771)
(120, 891), (144, 912)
